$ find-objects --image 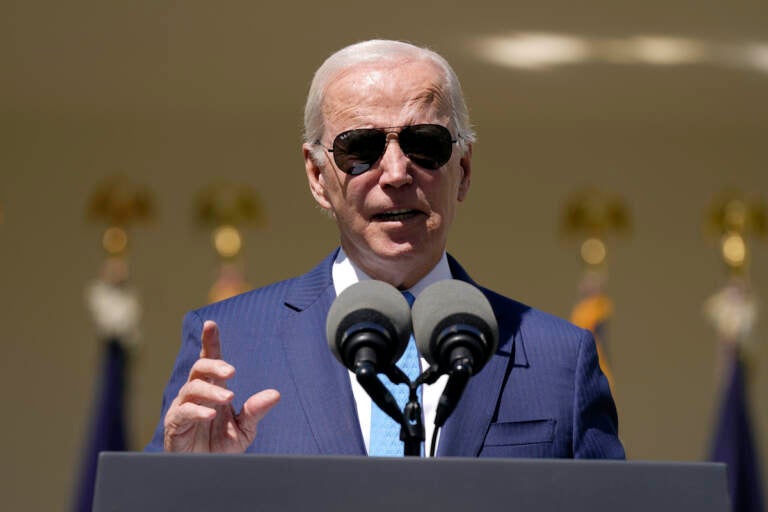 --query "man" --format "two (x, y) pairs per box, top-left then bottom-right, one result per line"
(147, 39), (625, 458)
